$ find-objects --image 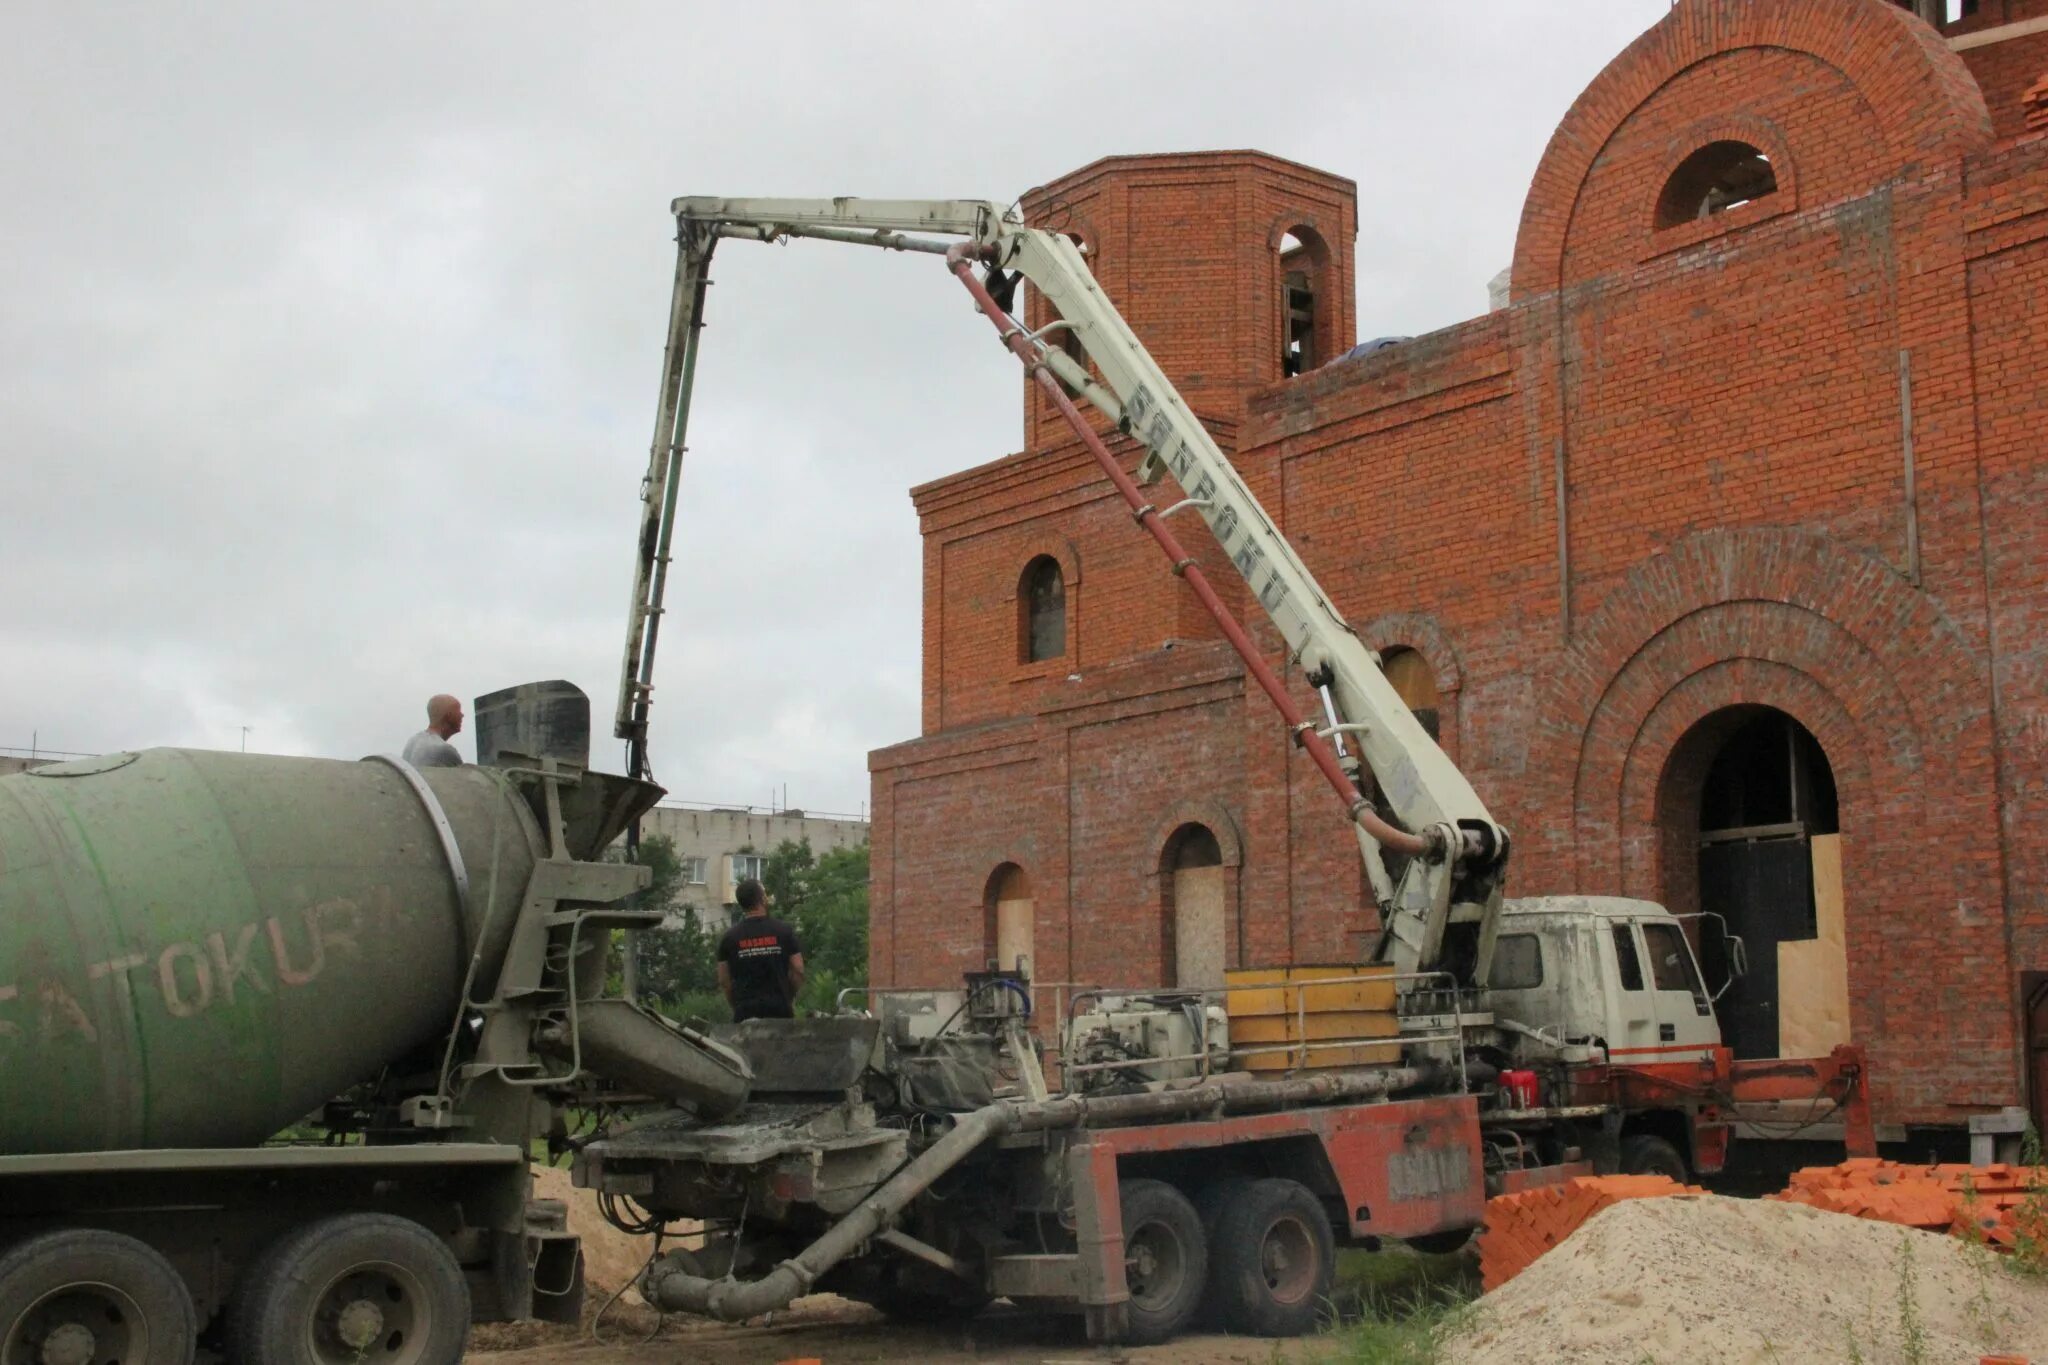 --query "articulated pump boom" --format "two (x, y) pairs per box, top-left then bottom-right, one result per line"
(617, 198), (1511, 987)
